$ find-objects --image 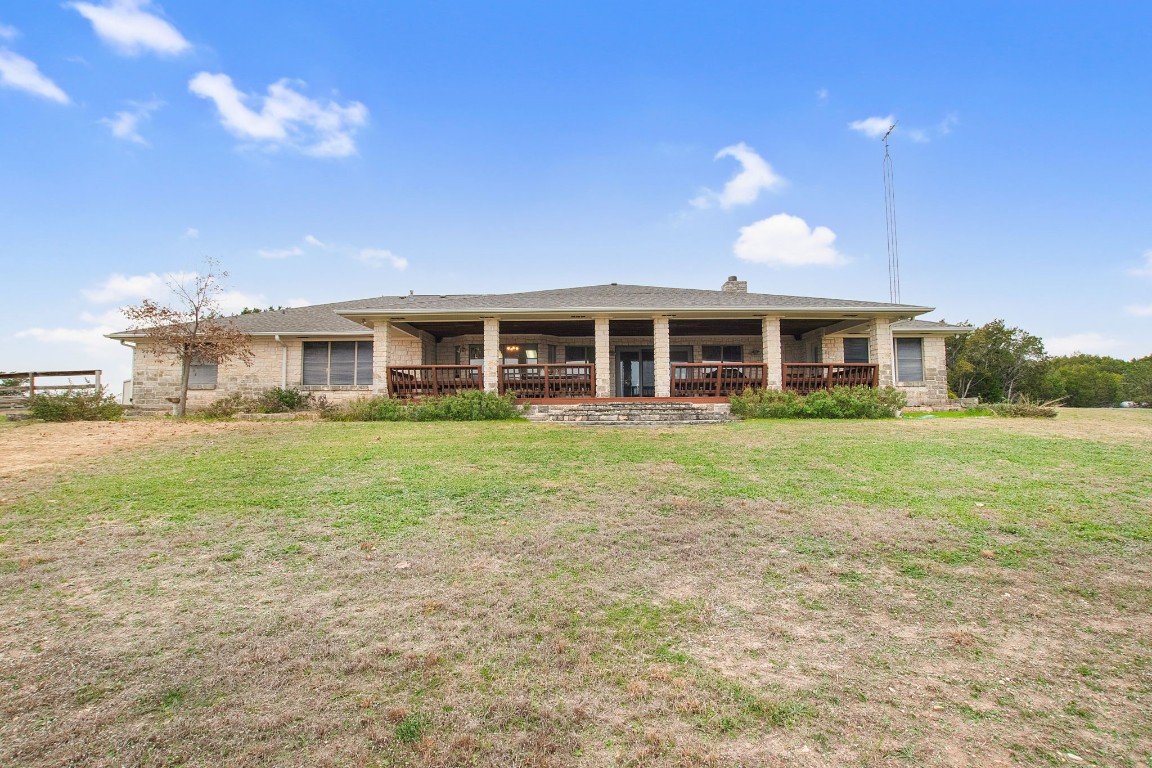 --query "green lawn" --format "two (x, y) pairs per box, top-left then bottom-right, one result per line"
(1, 411), (1150, 766)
